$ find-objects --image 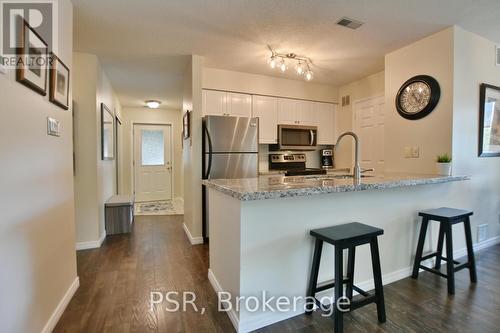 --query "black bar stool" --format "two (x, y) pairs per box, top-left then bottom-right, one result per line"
(412, 207), (477, 294)
(306, 222), (386, 333)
